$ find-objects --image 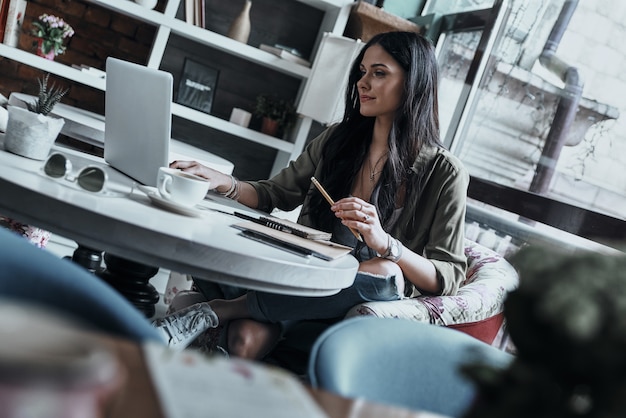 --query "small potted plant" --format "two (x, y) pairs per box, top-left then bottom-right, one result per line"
(4, 74), (68, 160)
(31, 13), (75, 60)
(254, 94), (297, 137)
